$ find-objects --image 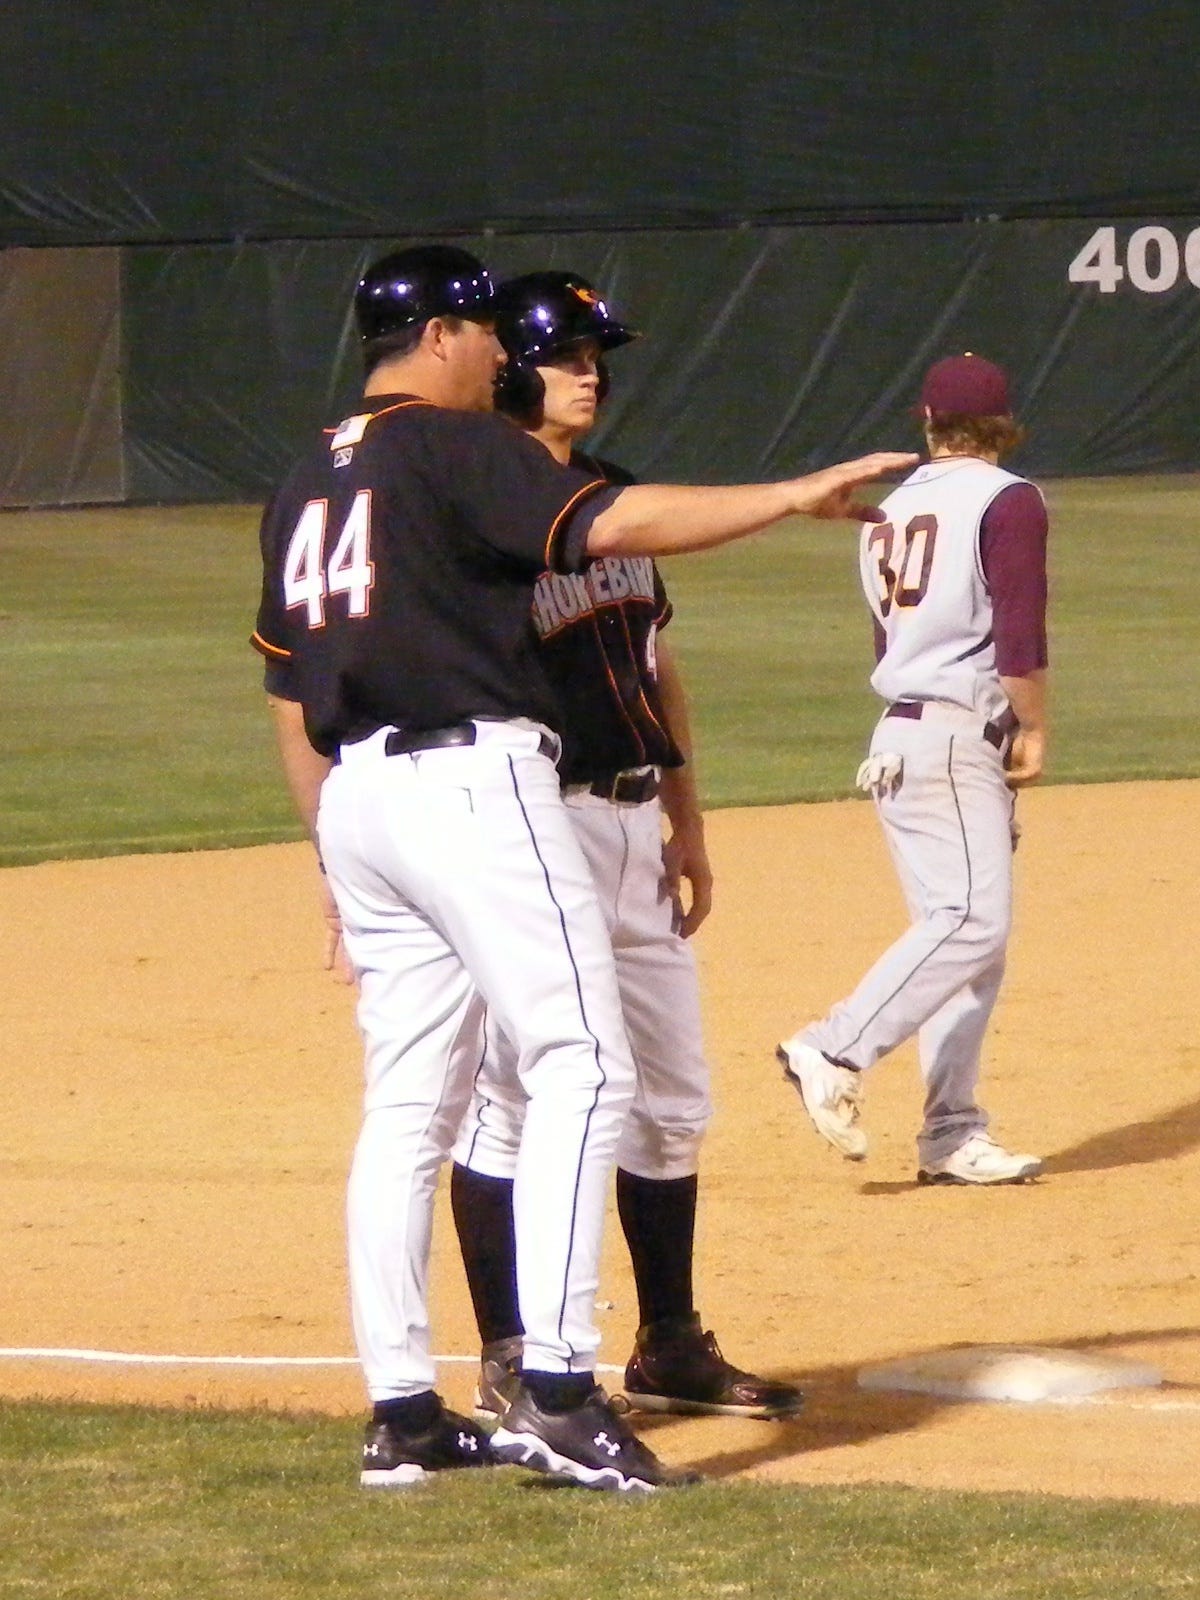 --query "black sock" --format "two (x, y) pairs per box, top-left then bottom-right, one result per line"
(372, 1390), (442, 1434)
(522, 1370), (596, 1413)
(616, 1169), (699, 1329)
(450, 1163), (523, 1346)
